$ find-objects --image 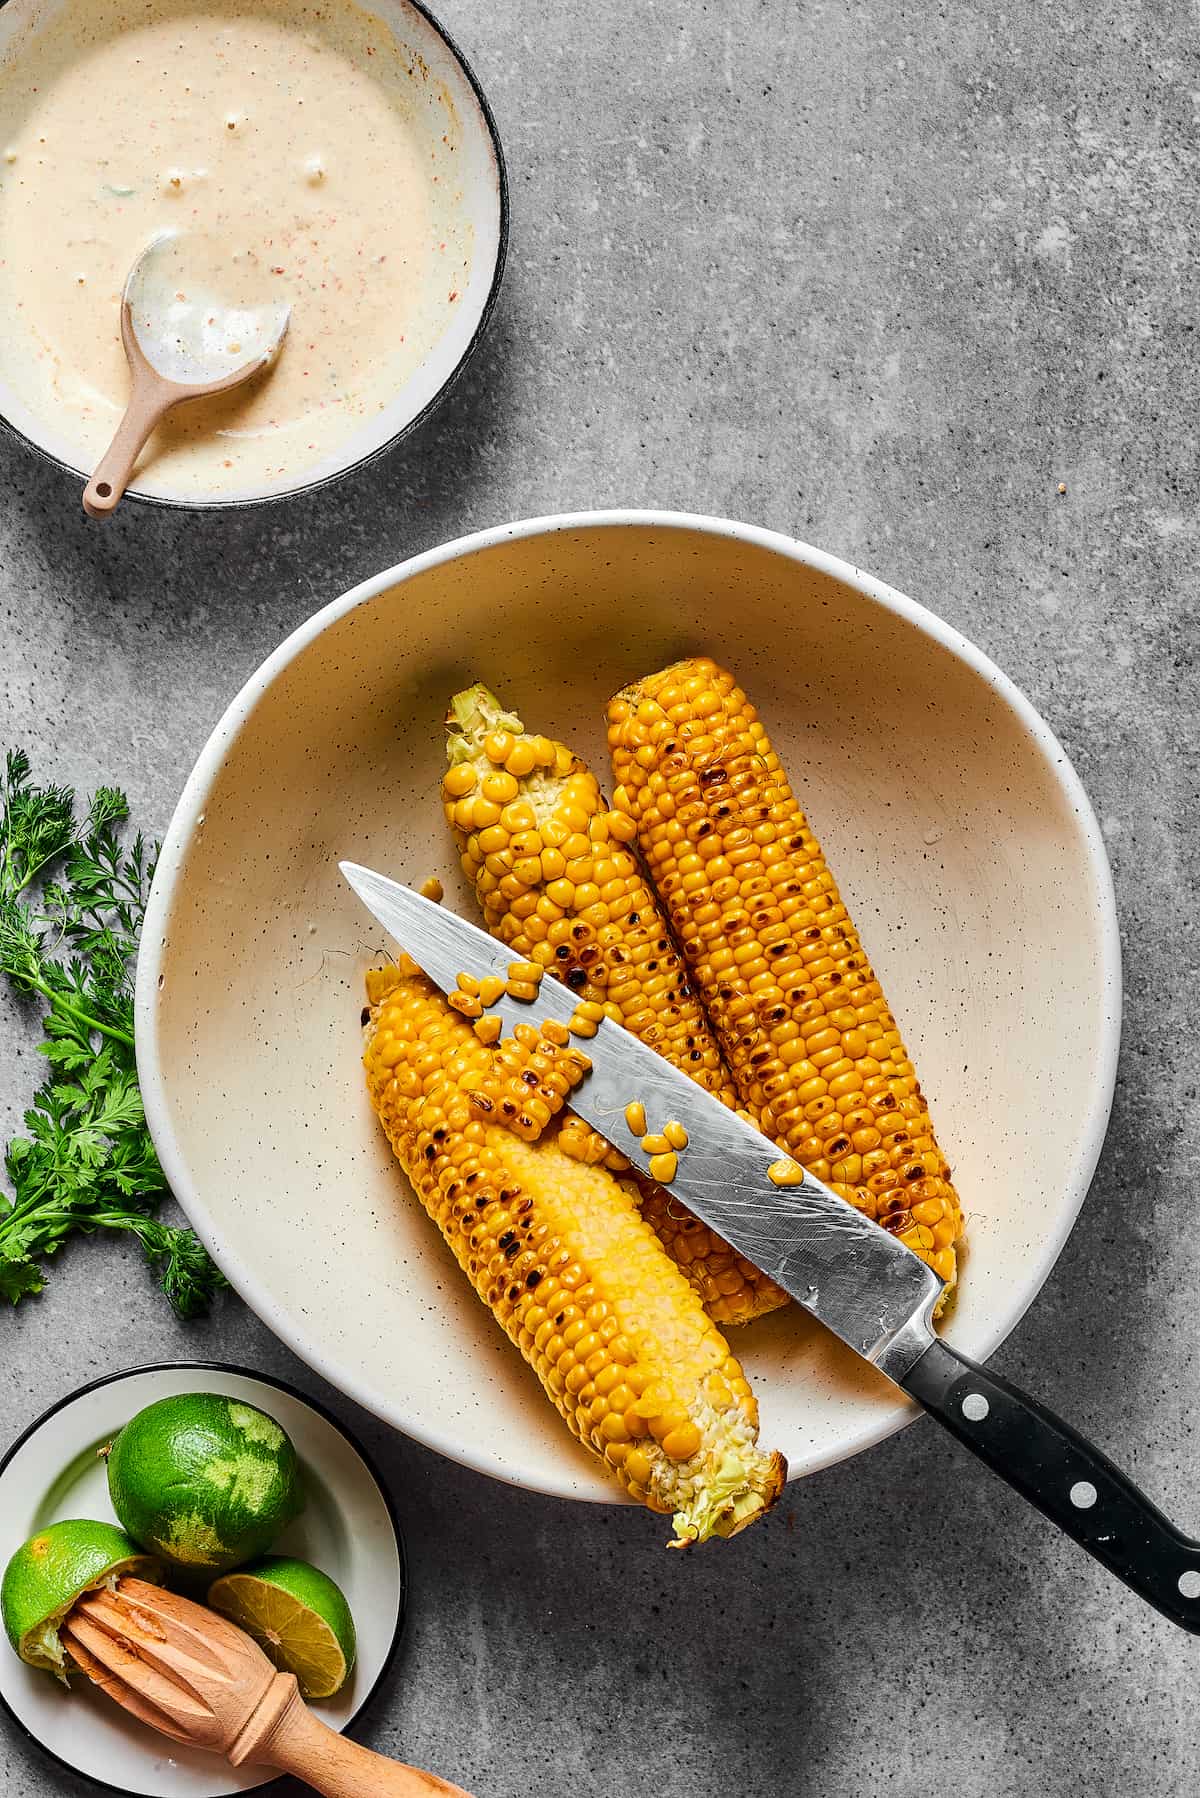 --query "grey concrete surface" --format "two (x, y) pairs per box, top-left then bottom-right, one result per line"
(2, 0), (1198, 1792)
